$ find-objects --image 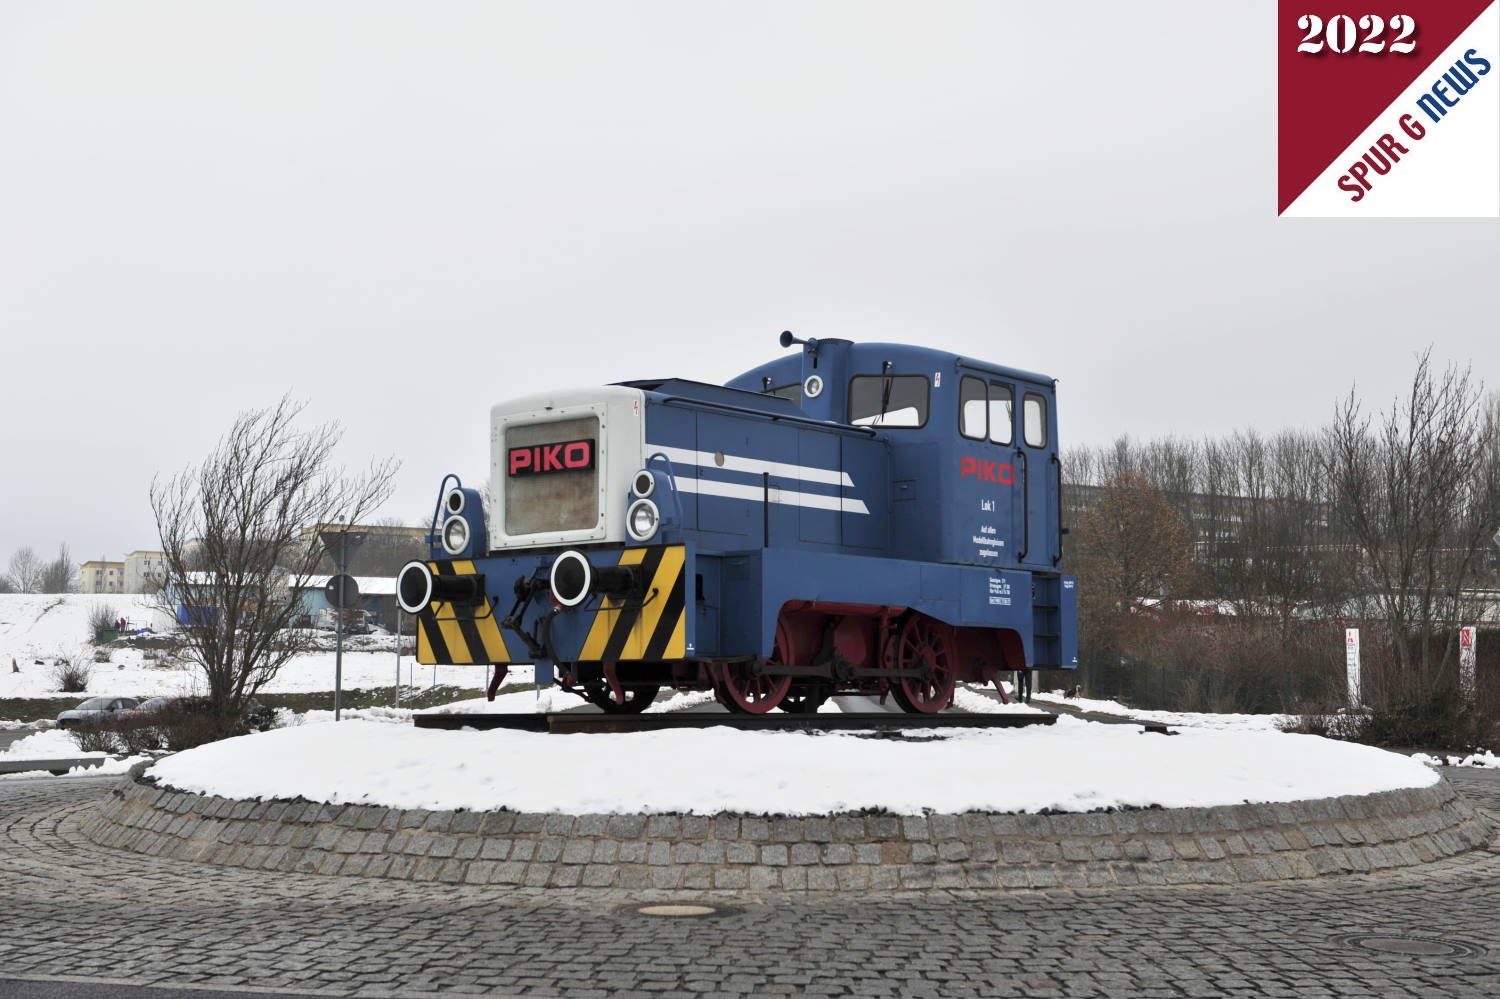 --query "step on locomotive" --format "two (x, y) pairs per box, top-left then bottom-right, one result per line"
(397, 333), (1078, 714)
